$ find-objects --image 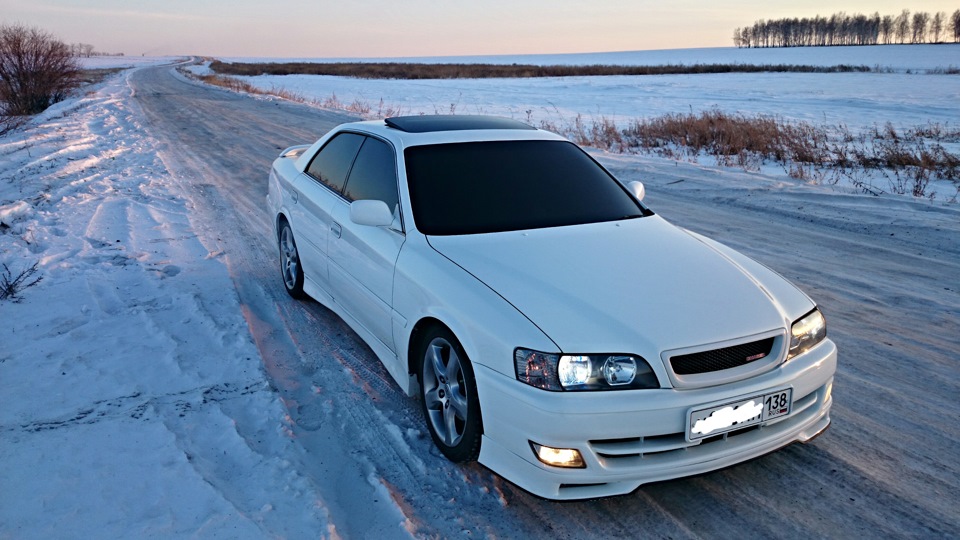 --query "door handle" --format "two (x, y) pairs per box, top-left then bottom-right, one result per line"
(331, 222), (342, 238)
(292, 190), (299, 203)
